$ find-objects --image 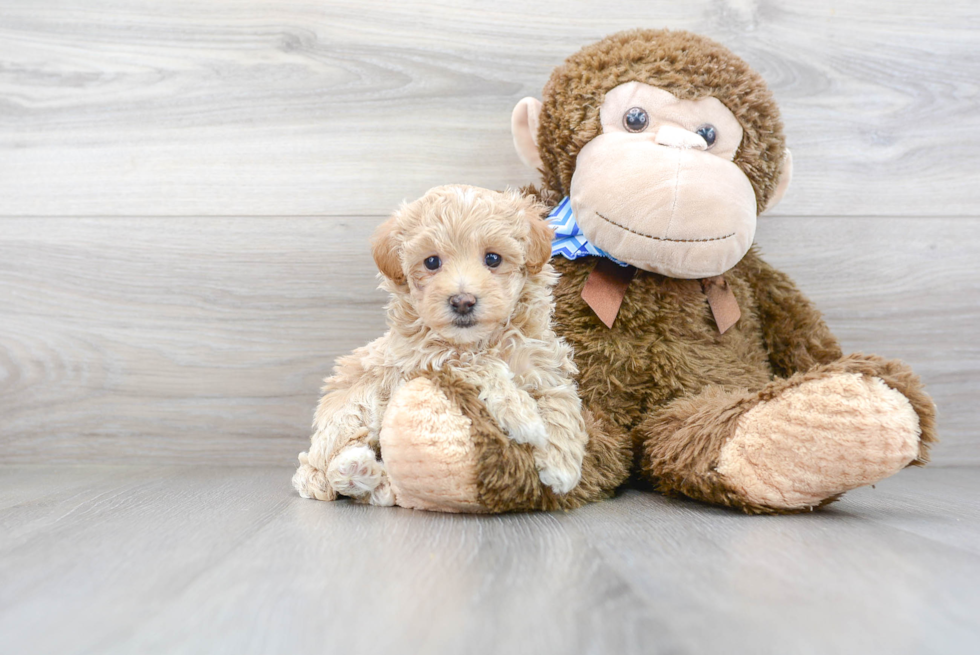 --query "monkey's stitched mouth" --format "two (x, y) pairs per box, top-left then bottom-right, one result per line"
(595, 212), (735, 243)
